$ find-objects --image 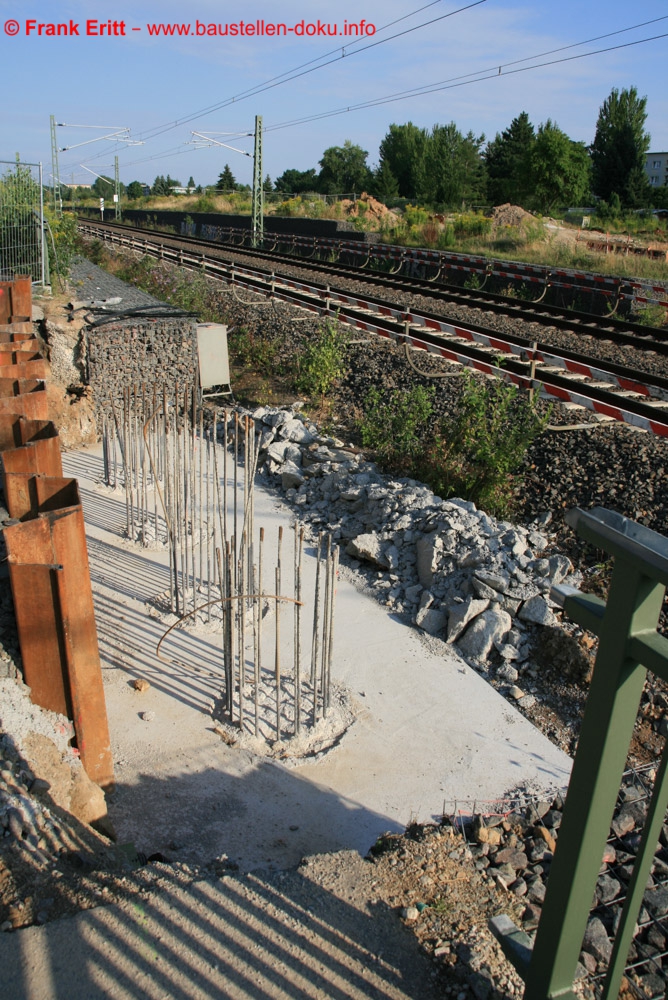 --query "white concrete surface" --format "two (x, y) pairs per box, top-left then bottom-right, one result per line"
(62, 444), (572, 872)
